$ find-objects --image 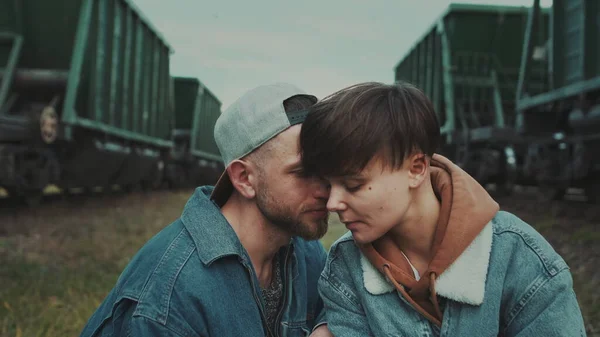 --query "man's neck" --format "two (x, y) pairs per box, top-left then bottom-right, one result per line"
(388, 181), (441, 275)
(220, 194), (291, 288)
